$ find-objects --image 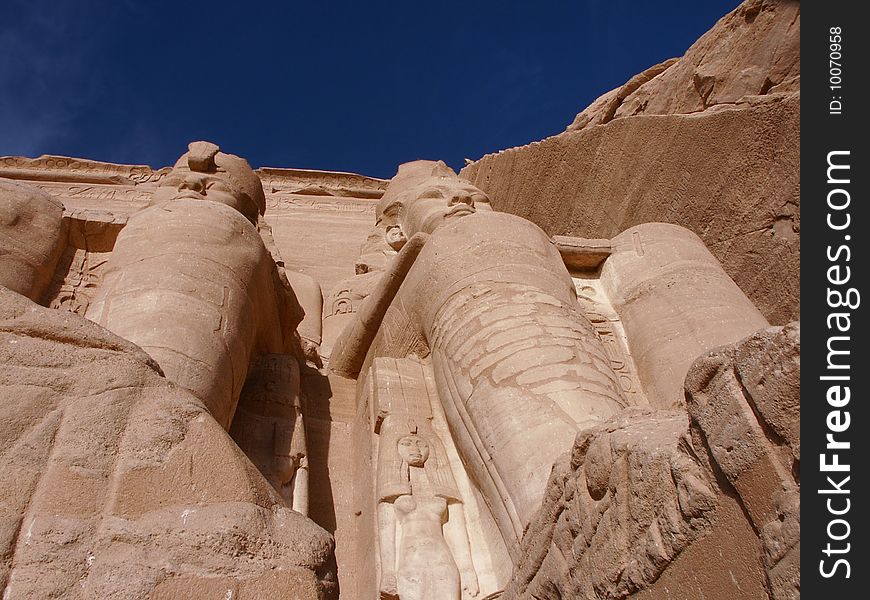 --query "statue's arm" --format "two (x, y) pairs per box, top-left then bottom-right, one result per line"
(283, 270), (323, 365)
(447, 501), (479, 597)
(377, 501), (399, 596)
(329, 232), (428, 377)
